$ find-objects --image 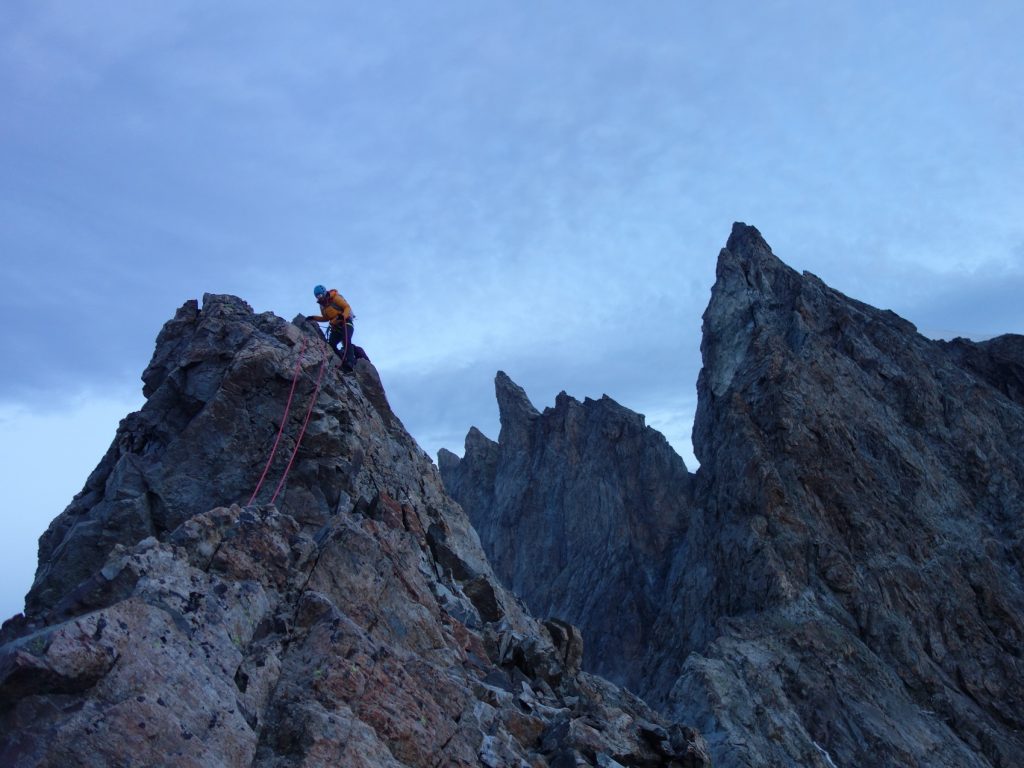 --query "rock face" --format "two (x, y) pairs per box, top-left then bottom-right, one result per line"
(0, 295), (710, 768)
(438, 376), (693, 694)
(442, 224), (1024, 768)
